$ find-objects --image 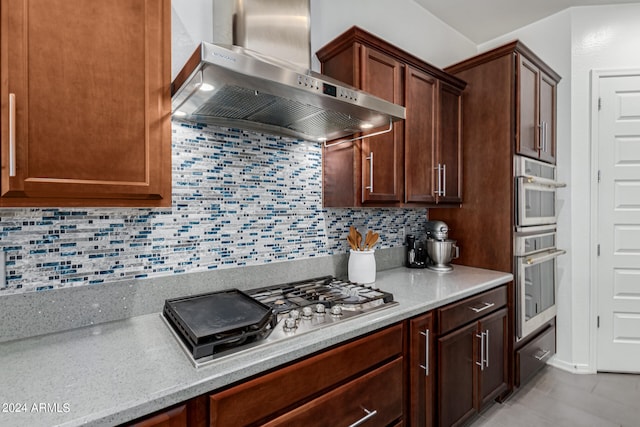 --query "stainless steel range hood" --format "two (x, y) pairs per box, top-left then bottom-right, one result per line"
(170, 0), (405, 142)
